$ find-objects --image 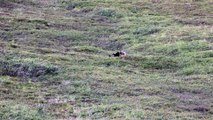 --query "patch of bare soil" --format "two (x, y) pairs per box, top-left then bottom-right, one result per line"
(177, 103), (210, 113)
(170, 87), (212, 114)
(65, 8), (93, 17)
(0, 32), (12, 41)
(91, 16), (113, 24)
(0, 12), (13, 17)
(0, 31), (35, 43)
(174, 17), (212, 26)
(48, 22), (88, 31)
(0, 23), (11, 31)
(0, 0), (39, 10)
(0, 1), (17, 10)
(0, 61), (58, 78)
